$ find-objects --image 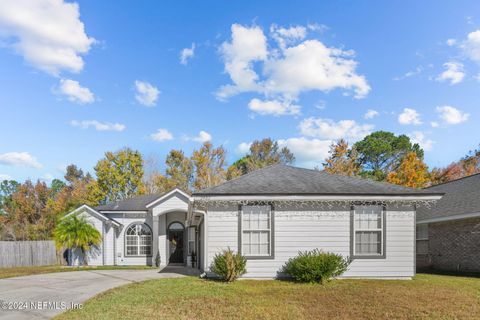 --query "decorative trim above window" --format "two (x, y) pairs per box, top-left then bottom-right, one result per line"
(124, 222), (152, 257)
(238, 203), (275, 260)
(350, 204), (386, 259)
